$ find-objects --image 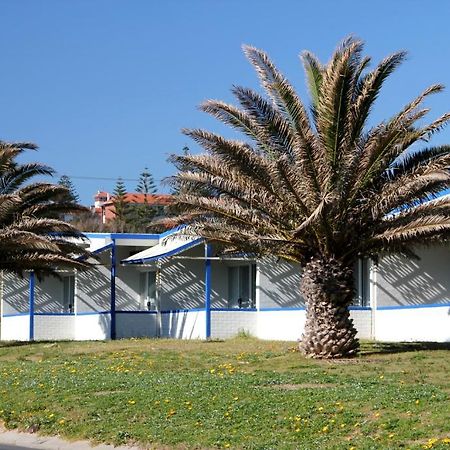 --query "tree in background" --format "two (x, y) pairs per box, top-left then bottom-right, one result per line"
(0, 140), (90, 276)
(111, 177), (129, 232)
(169, 37), (450, 358)
(58, 175), (80, 204)
(127, 168), (159, 231)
